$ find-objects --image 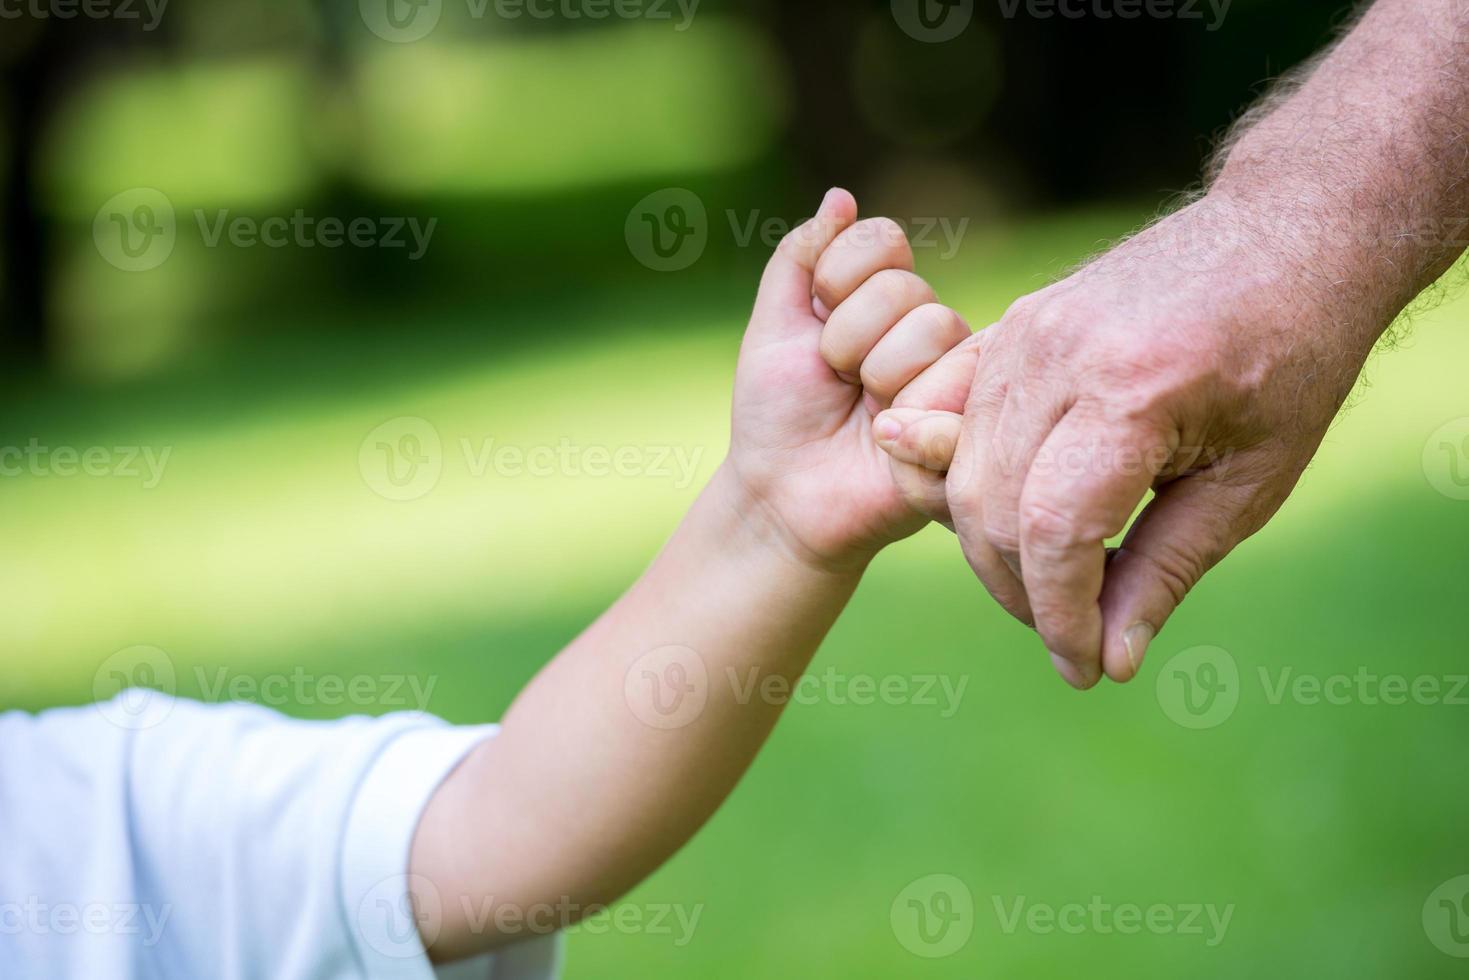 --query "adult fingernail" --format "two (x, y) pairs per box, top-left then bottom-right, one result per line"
(873, 414), (903, 442)
(1123, 623), (1155, 677)
(1050, 652), (1099, 691)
